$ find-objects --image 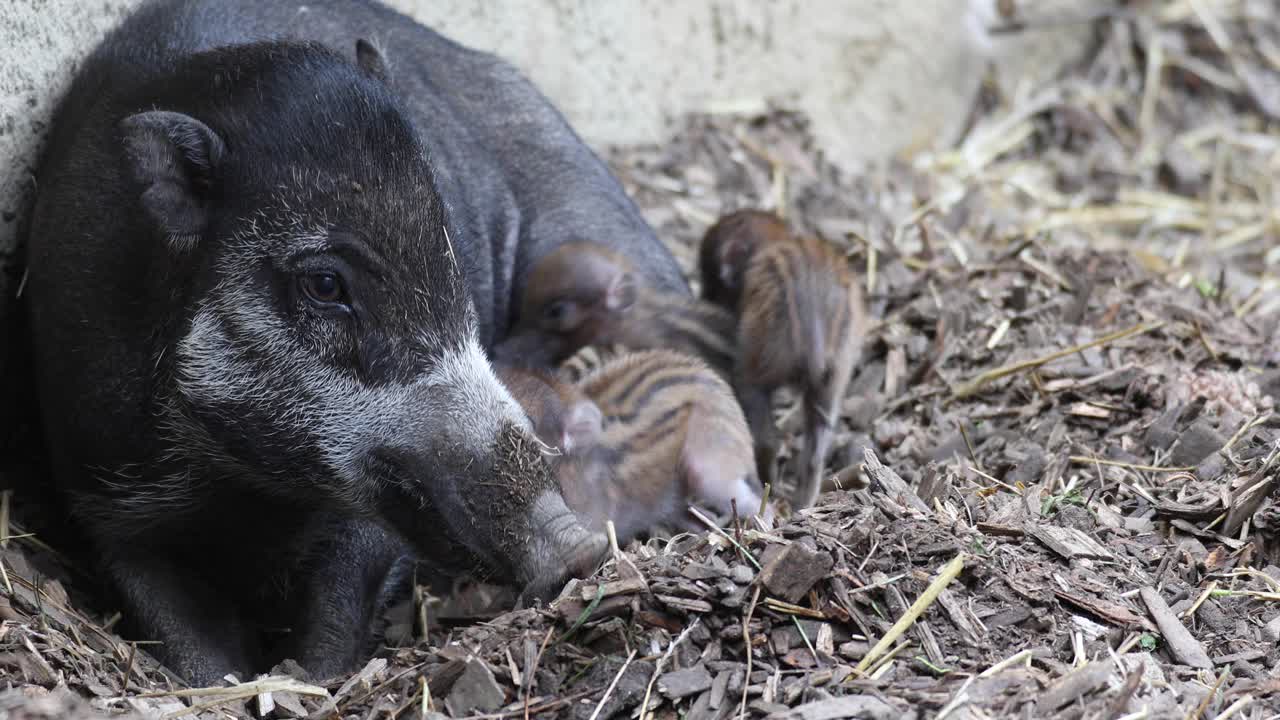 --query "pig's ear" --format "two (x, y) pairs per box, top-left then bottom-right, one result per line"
(356, 39), (389, 82)
(562, 399), (603, 454)
(118, 111), (224, 246)
(605, 272), (637, 312)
